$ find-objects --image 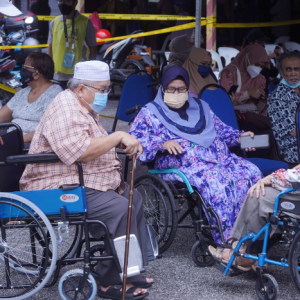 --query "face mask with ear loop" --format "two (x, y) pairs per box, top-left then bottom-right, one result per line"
(246, 54), (262, 78)
(163, 89), (188, 109)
